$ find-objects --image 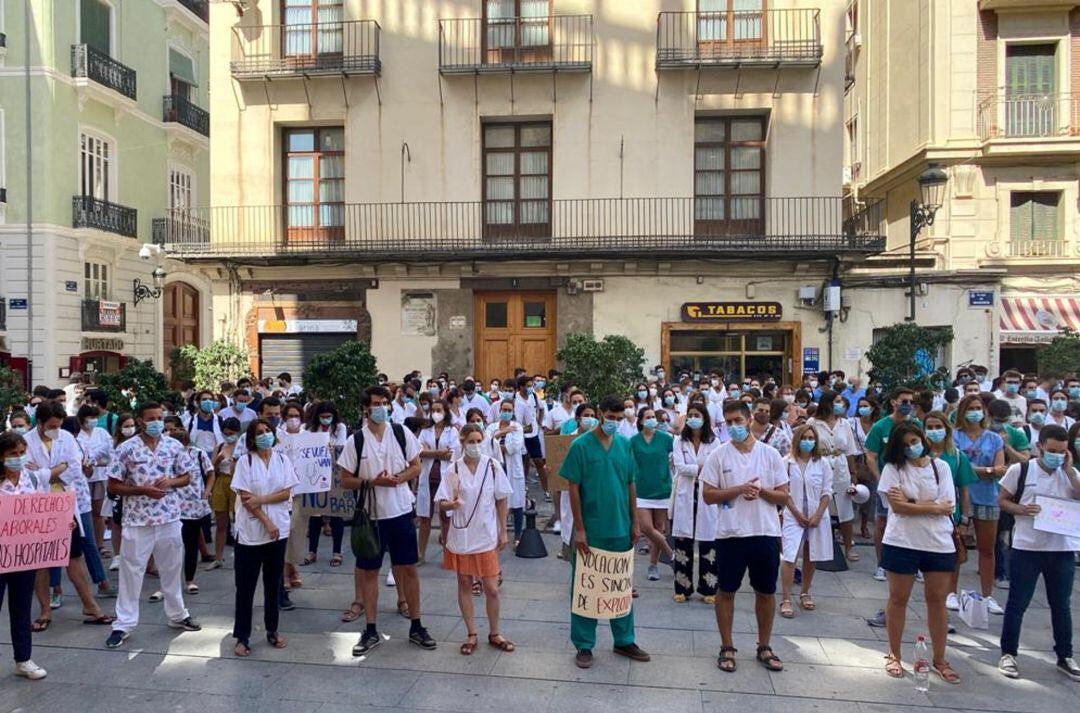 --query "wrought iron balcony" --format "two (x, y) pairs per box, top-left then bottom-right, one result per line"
(72, 196), (138, 238)
(439, 15), (593, 73)
(231, 20), (381, 79)
(71, 44), (137, 101)
(657, 9), (822, 68)
(977, 93), (1080, 141)
(163, 94), (209, 137)
(177, 0), (208, 23)
(82, 299), (126, 333)
(154, 197), (885, 261)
